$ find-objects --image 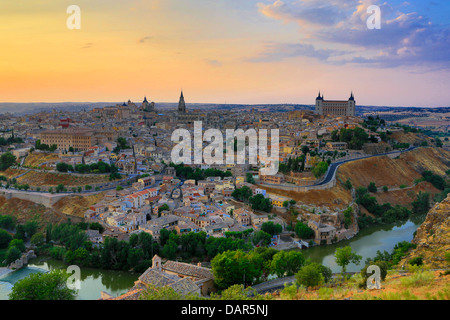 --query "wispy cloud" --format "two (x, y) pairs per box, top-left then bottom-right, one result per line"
(82, 43), (93, 49)
(255, 0), (450, 69)
(245, 41), (348, 64)
(138, 36), (153, 44)
(204, 59), (222, 67)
